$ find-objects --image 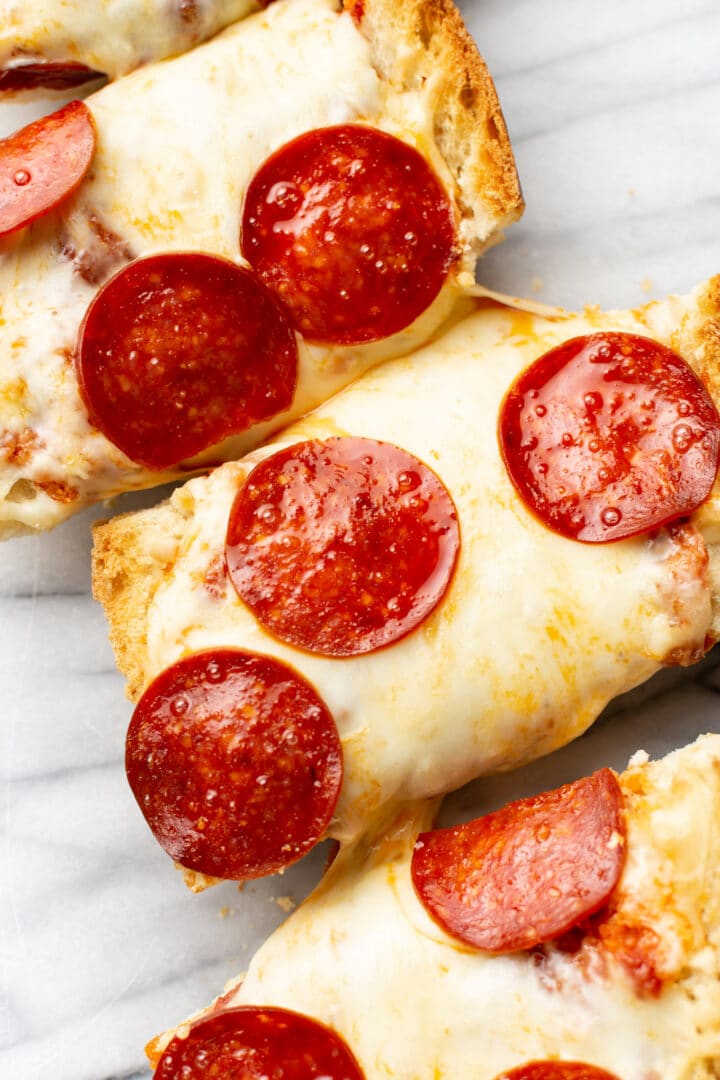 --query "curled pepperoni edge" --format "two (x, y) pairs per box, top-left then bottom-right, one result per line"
(0, 61), (104, 92)
(225, 435), (461, 658)
(125, 648), (343, 882)
(411, 769), (626, 953)
(241, 122), (457, 345)
(493, 1062), (621, 1080)
(153, 1006), (366, 1080)
(498, 331), (720, 544)
(0, 99), (96, 237)
(75, 251), (299, 471)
